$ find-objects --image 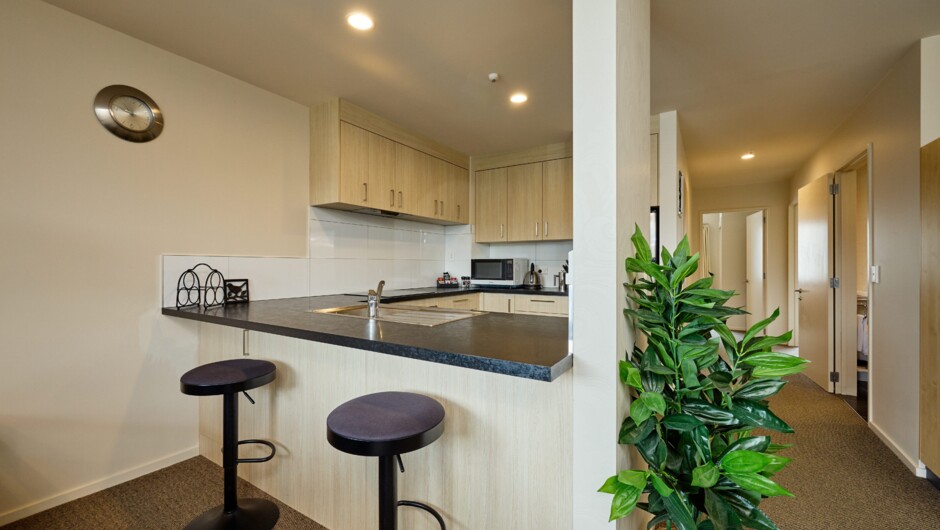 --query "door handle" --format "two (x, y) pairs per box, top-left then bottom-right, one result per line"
(794, 288), (806, 293)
